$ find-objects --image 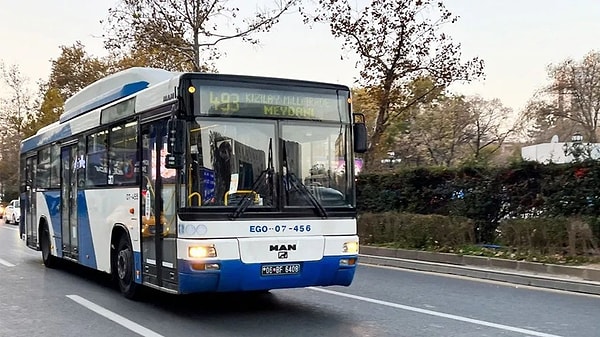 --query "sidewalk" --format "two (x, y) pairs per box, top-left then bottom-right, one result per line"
(359, 246), (600, 296)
